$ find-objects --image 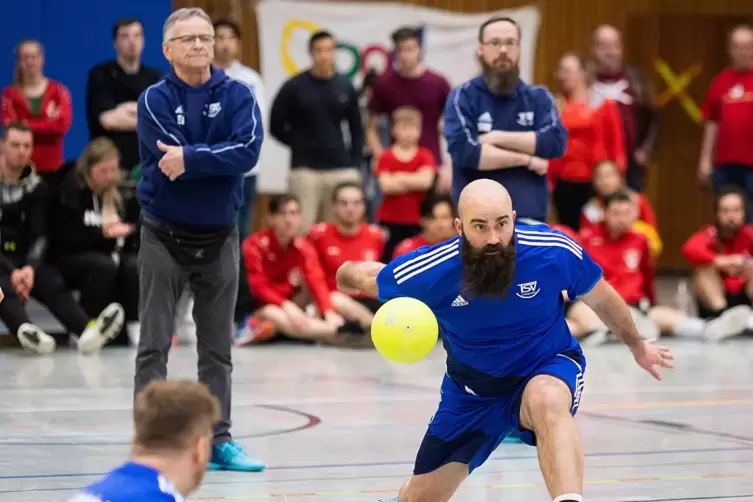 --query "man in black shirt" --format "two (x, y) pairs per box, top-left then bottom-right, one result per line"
(0, 123), (125, 355)
(86, 18), (162, 173)
(270, 30), (363, 233)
